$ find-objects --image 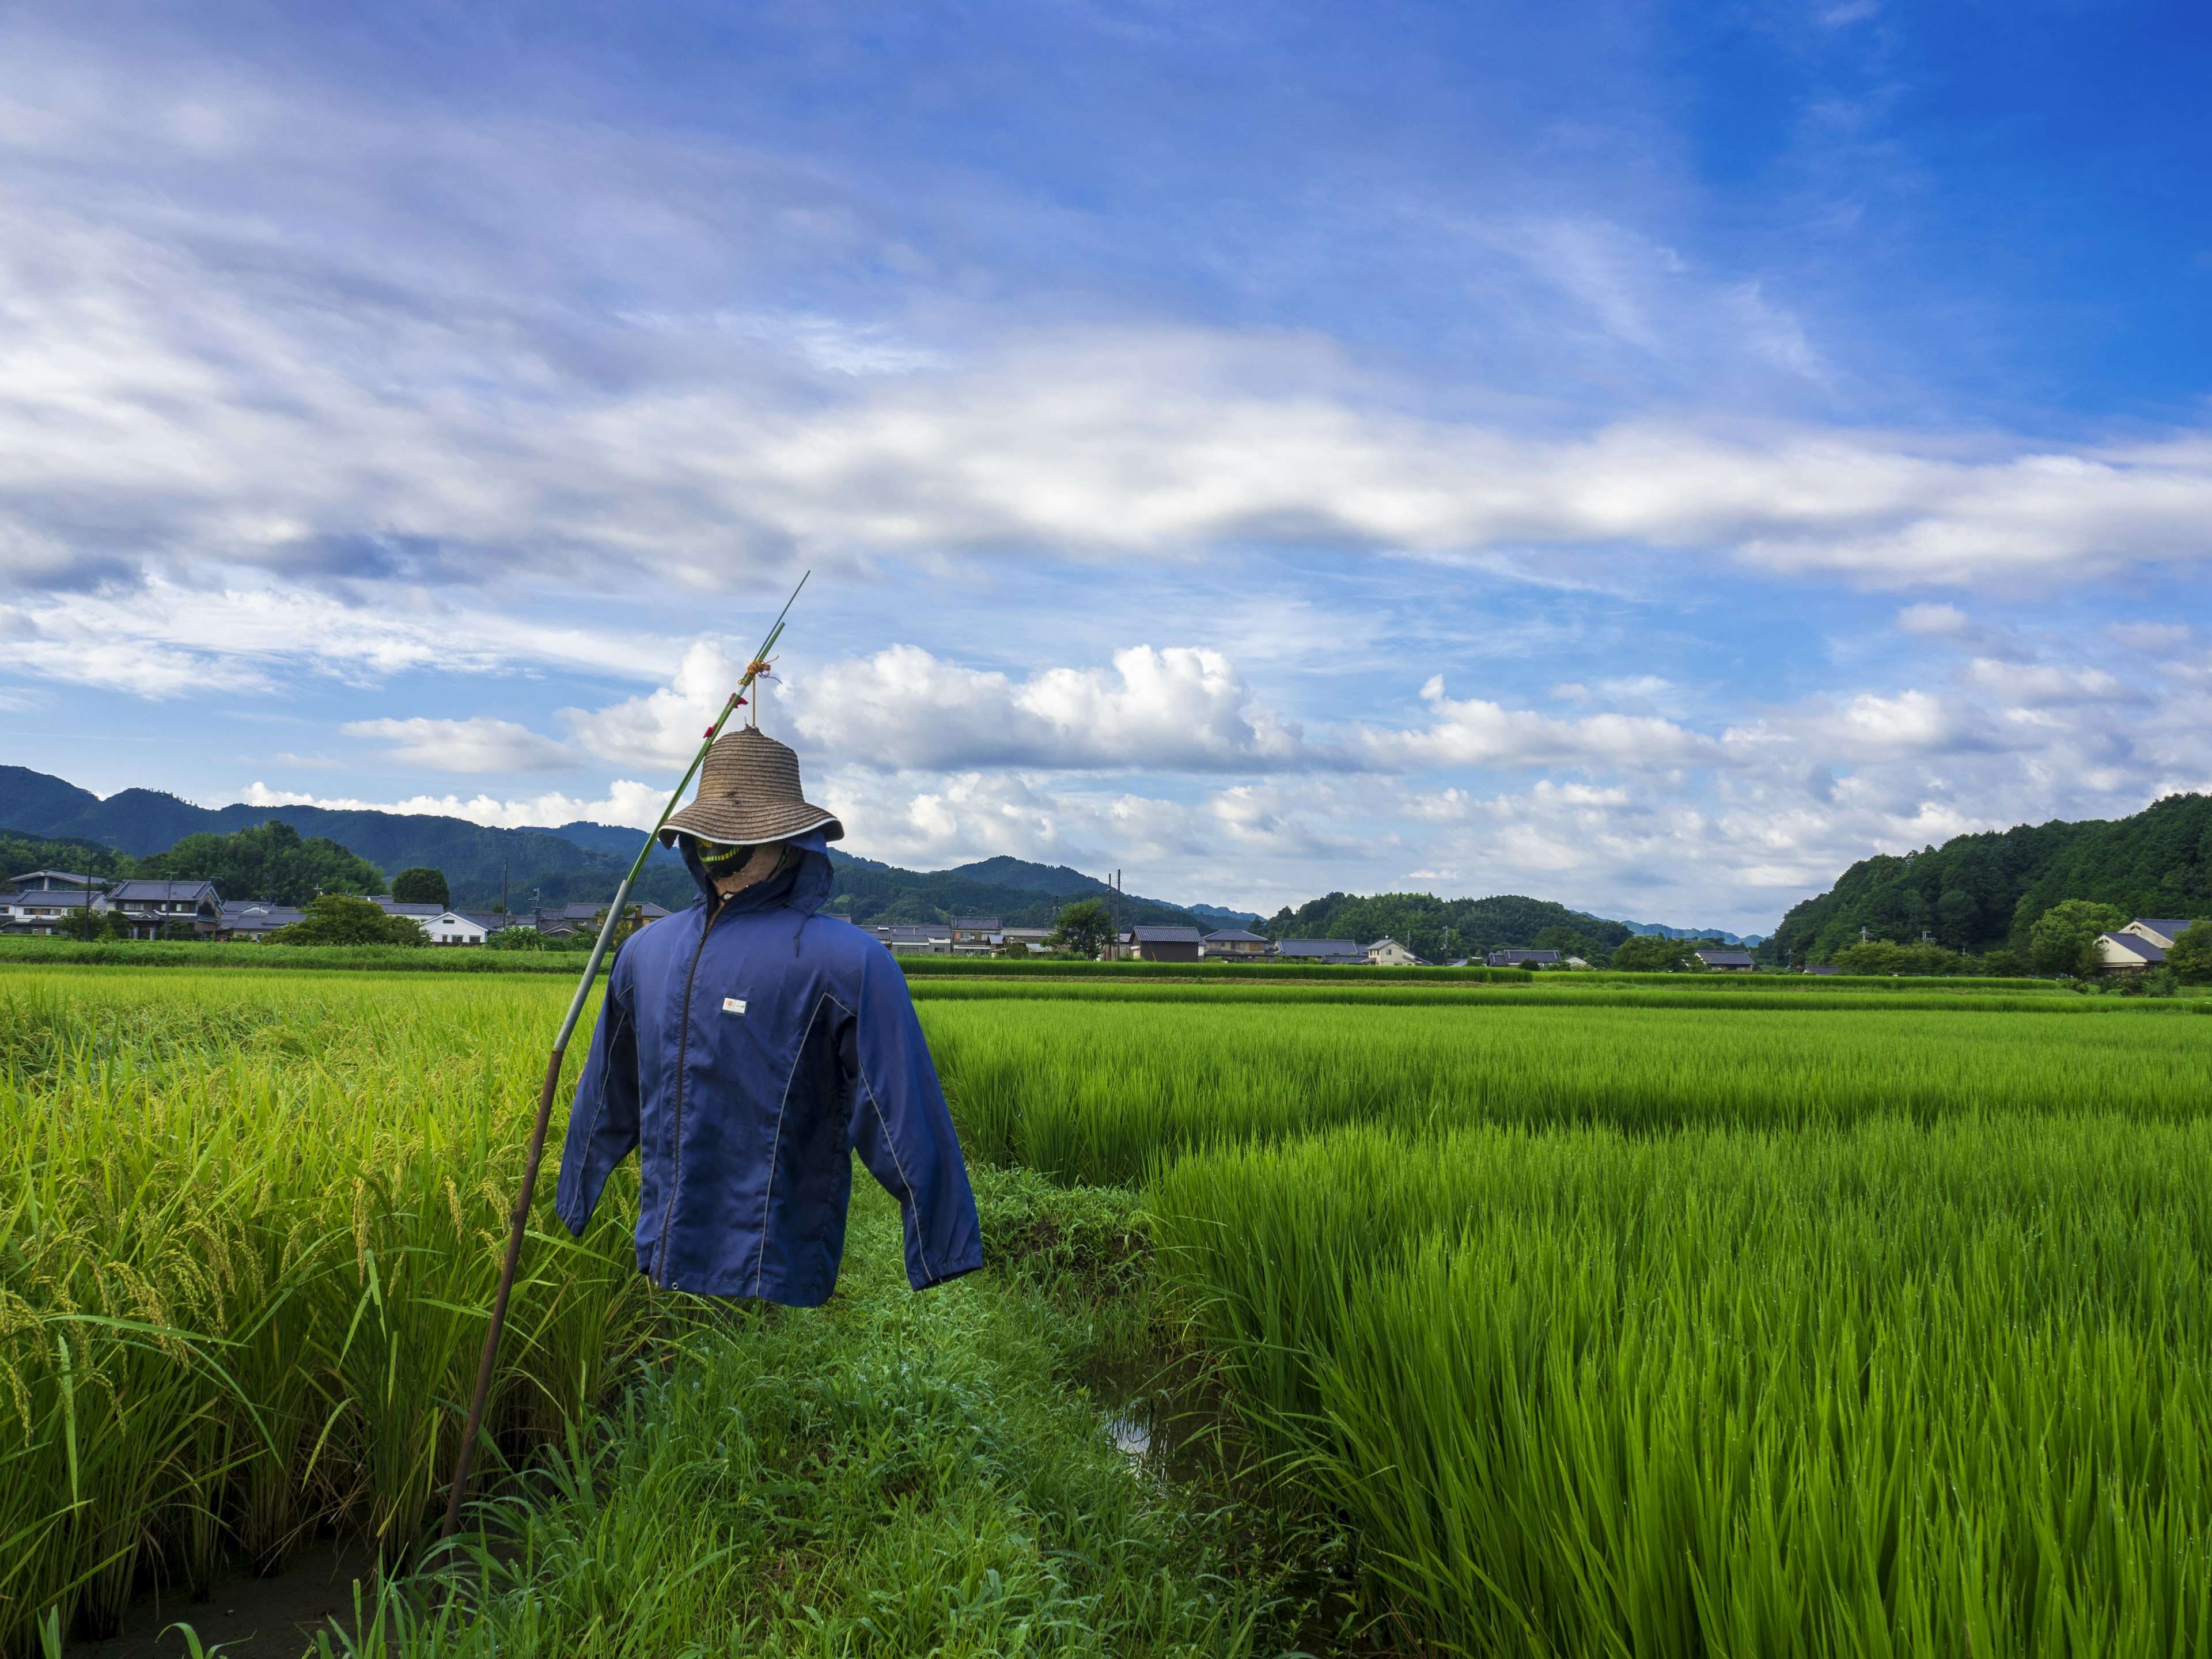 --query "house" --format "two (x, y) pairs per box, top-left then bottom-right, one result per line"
(214, 902), (309, 941)
(8, 869), (107, 893)
(2, 890), (97, 935)
(101, 879), (224, 938)
(1277, 938), (1367, 965)
(1365, 937), (1426, 967)
(2096, 931), (2165, 971)
(532, 900), (672, 938)
(1802, 964), (1840, 976)
(949, 916), (1002, 954)
(1694, 948), (1756, 973)
(2123, 918), (2205, 950)
(884, 924), (952, 955)
(1200, 927), (1268, 957)
(1131, 925), (1204, 963)
(1000, 926), (1055, 953)
(1486, 948), (1562, 968)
